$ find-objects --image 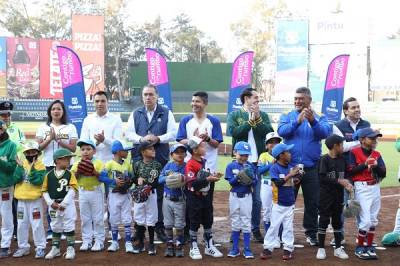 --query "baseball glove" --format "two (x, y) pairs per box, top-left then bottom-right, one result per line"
(237, 167), (254, 186)
(77, 159), (95, 176)
(166, 172), (185, 189)
(343, 191), (361, 218)
(131, 185), (152, 203)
